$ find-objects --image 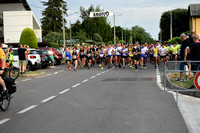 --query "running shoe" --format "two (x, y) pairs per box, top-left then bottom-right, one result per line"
(99, 64), (102, 67)
(176, 78), (183, 81)
(141, 66), (144, 69)
(101, 67), (103, 70)
(144, 67), (147, 69)
(135, 69), (138, 72)
(74, 68), (76, 71)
